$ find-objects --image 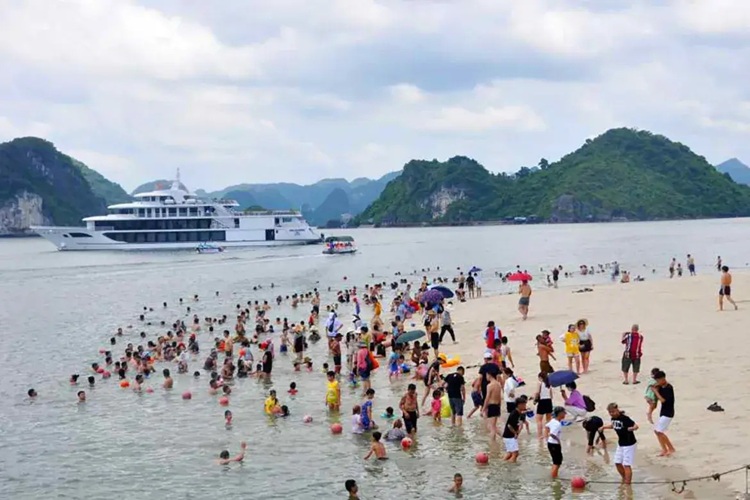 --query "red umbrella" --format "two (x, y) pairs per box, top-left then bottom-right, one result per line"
(508, 272), (532, 282)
